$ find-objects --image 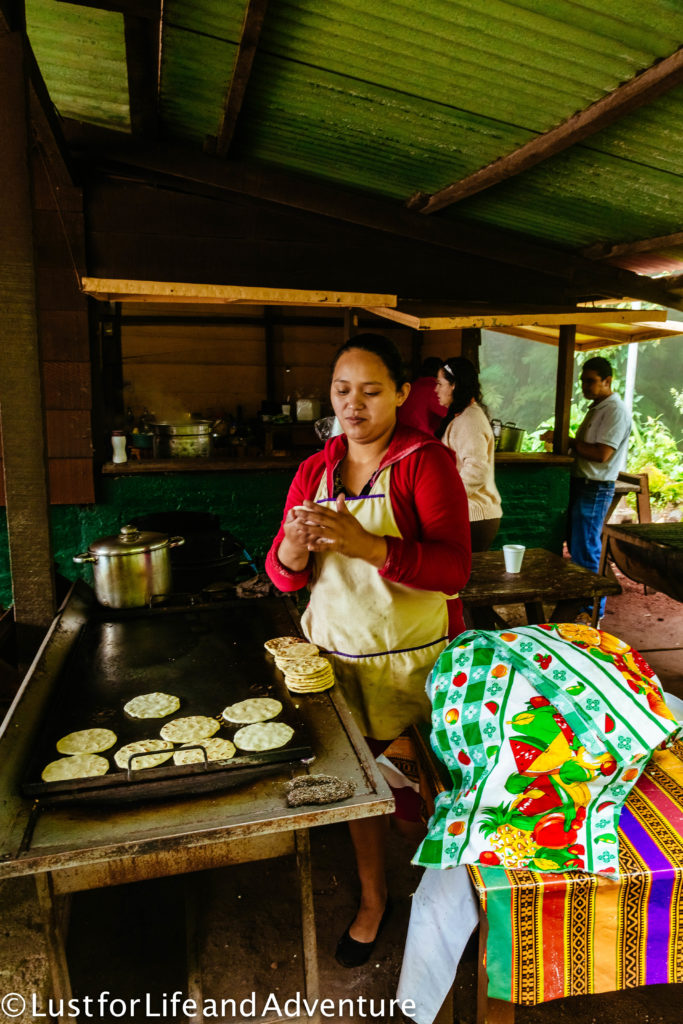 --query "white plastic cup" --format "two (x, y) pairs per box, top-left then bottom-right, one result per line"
(503, 544), (525, 573)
